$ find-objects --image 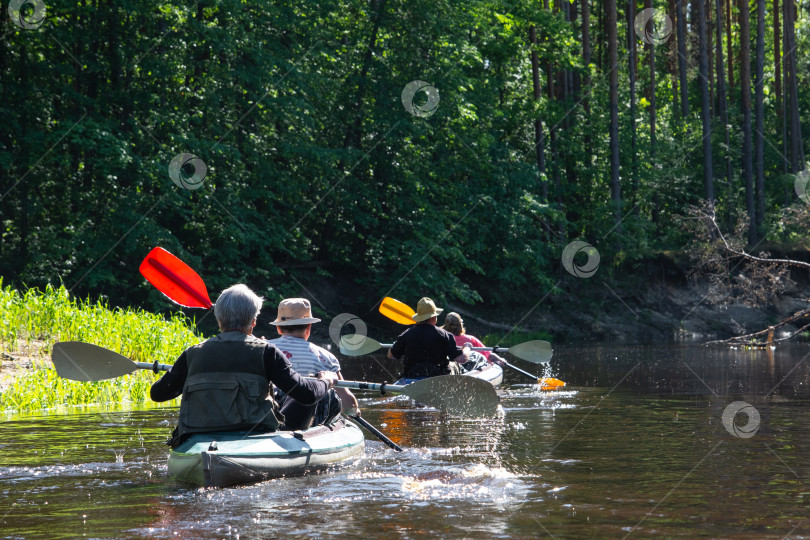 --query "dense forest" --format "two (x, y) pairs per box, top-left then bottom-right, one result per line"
(0, 0), (807, 315)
